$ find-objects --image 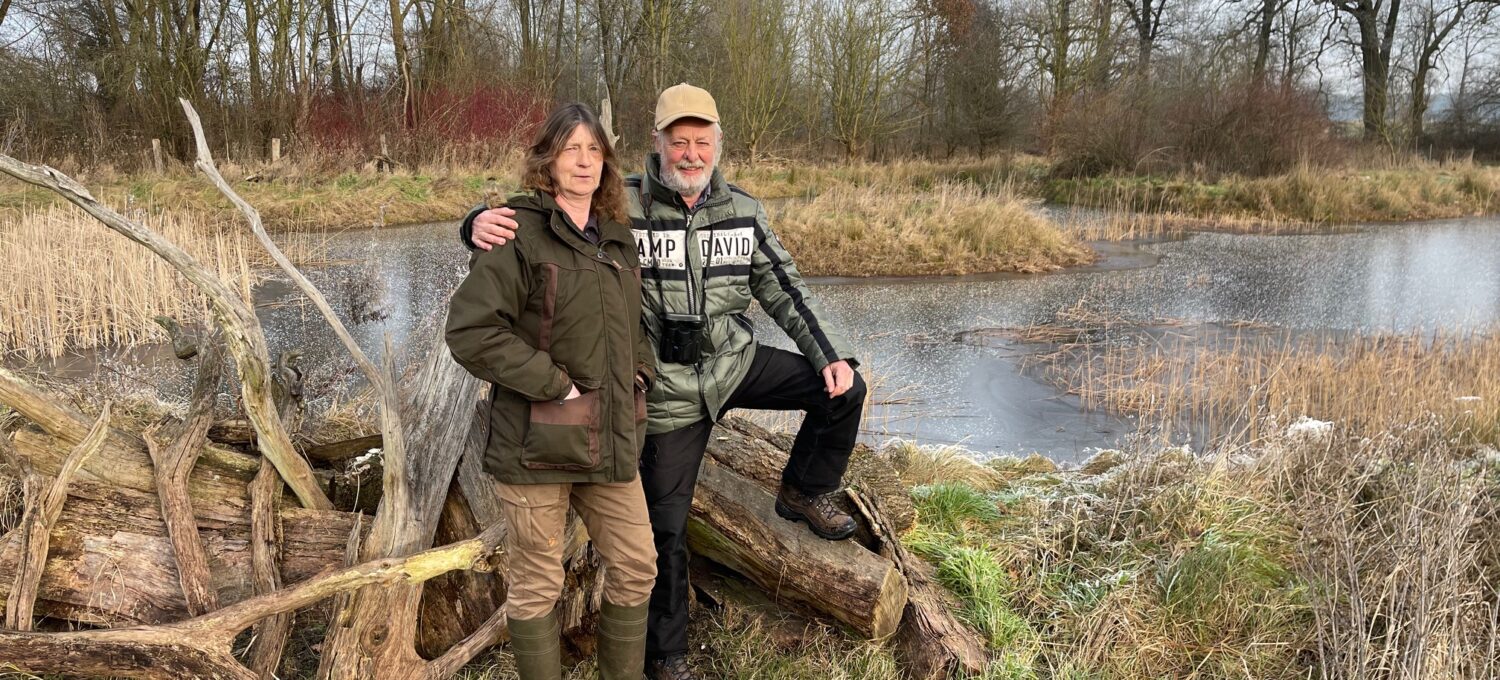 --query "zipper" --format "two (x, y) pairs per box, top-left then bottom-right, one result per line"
(683, 199), (699, 316)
